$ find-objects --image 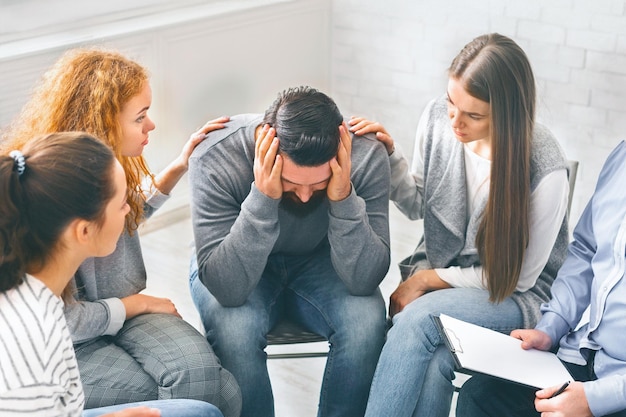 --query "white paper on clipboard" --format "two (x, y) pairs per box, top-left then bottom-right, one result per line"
(434, 313), (572, 389)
